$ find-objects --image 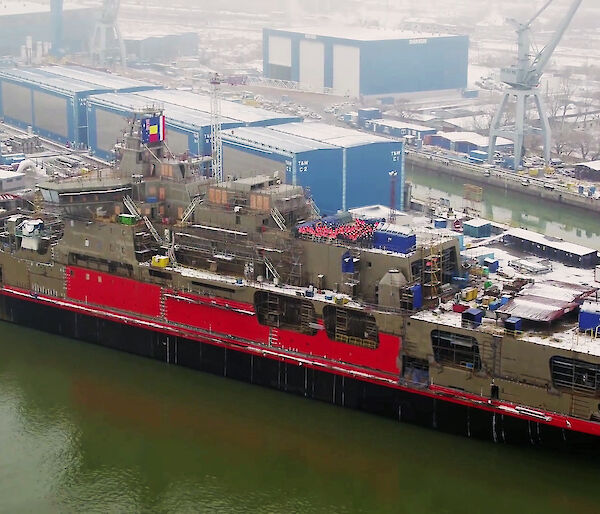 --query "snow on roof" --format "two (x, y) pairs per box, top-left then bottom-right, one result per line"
(40, 66), (156, 91)
(136, 89), (300, 125)
(89, 92), (240, 131)
(225, 126), (339, 154)
(0, 169), (24, 180)
(270, 122), (397, 148)
(371, 119), (436, 132)
(506, 227), (597, 257)
(575, 160), (600, 171)
(438, 131), (512, 147)
(463, 217), (491, 228)
(271, 27), (458, 41)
